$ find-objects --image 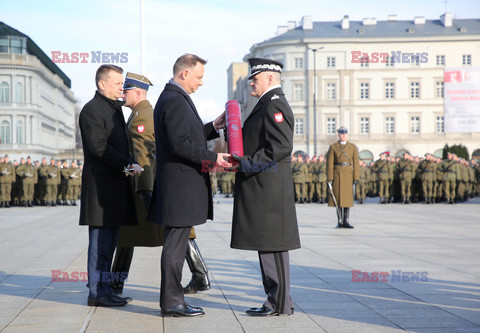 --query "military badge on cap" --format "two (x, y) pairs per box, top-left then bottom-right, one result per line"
(247, 58), (284, 79)
(123, 72), (153, 91)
